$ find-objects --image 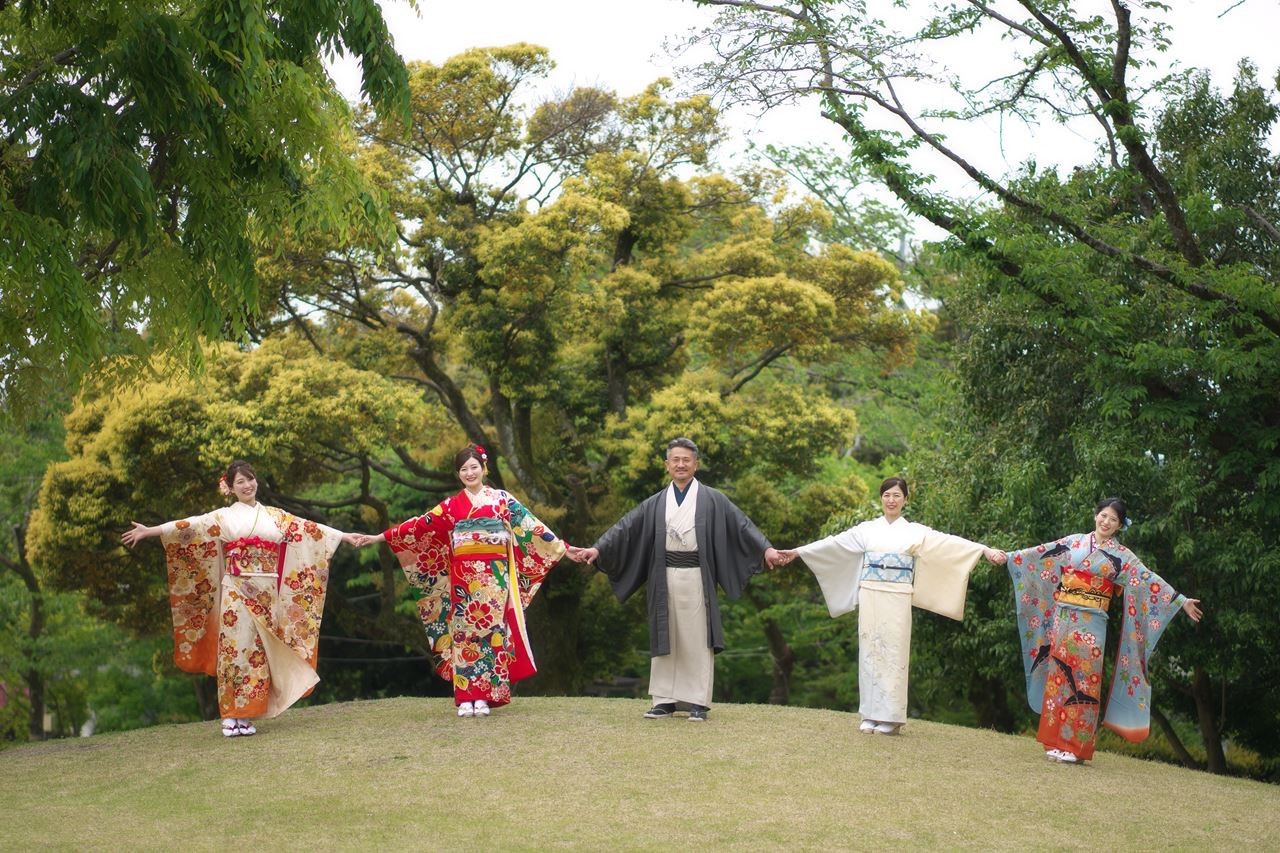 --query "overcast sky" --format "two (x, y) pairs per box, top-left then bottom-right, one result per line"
(329, 0), (1278, 213)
